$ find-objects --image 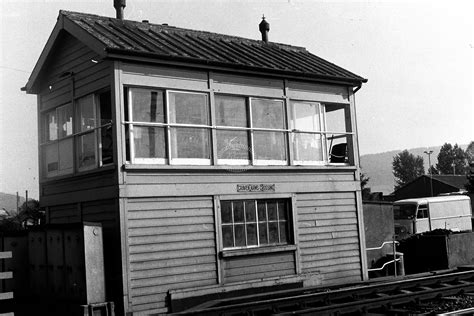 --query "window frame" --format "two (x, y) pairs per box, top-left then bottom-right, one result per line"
(218, 196), (295, 252)
(124, 86), (355, 168)
(39, 90), (113, 180)
(127, 88), (212, 166)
